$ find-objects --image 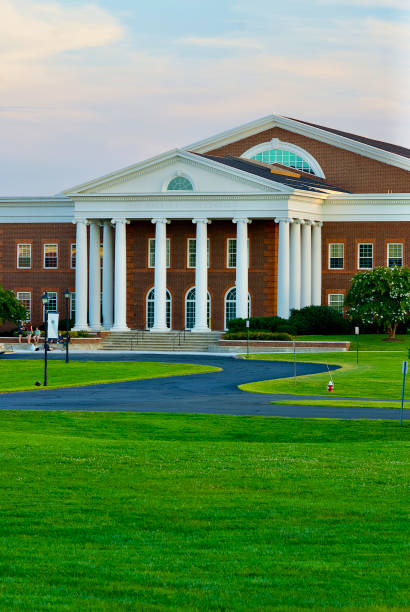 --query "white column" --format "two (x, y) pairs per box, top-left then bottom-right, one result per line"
(192, 218), (211, 332)
(72, 219), (89, 331)
(102, 221), (114, 329)
(110, 218), (129, 332)
(289, 220), (302, 311)
(88, 221), (102, 330)
(233, 218), (251, 320)
(311, 221), (323, 306)
(151, 218), (169, 332)
(275, 217), (291, 319)
(301, 220), (313, 308)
